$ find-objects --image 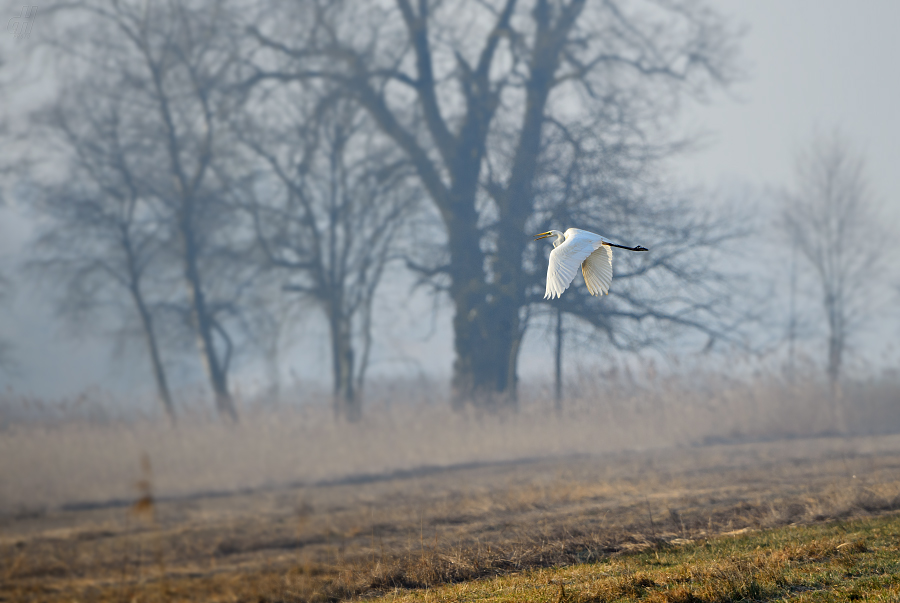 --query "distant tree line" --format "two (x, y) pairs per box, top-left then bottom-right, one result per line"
(5, 1), (894, 420)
